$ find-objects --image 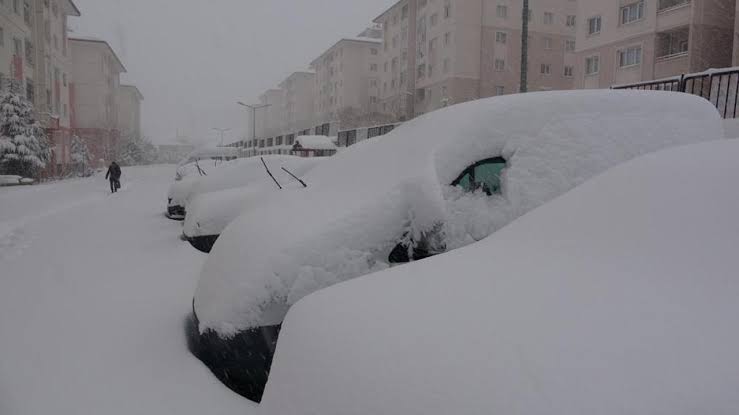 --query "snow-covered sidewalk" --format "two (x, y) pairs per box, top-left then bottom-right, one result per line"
(0, 166), (254, 414)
